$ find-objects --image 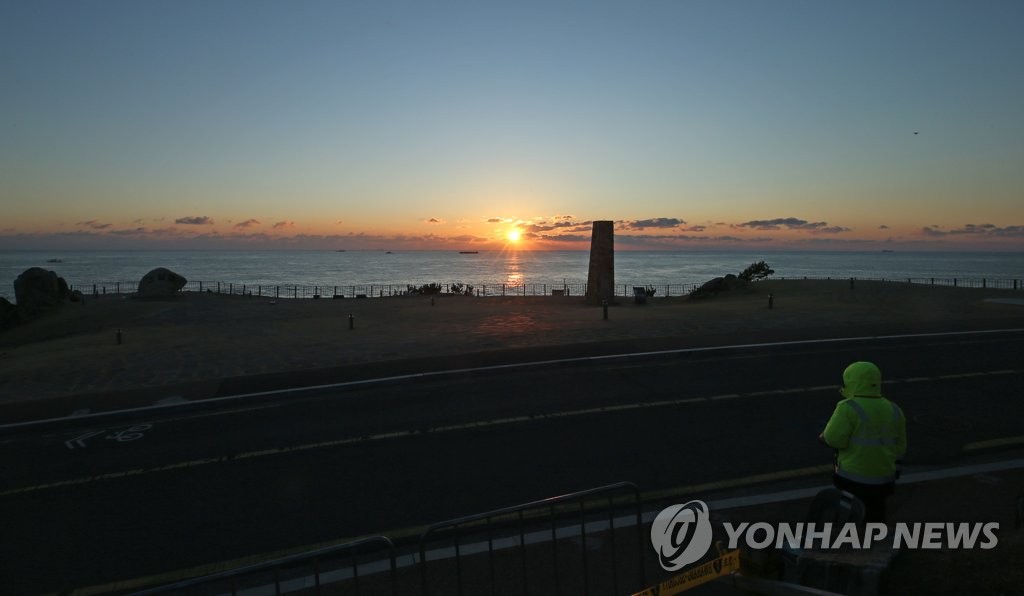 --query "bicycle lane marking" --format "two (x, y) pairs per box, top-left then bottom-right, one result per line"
(64, 423), (153, 450)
